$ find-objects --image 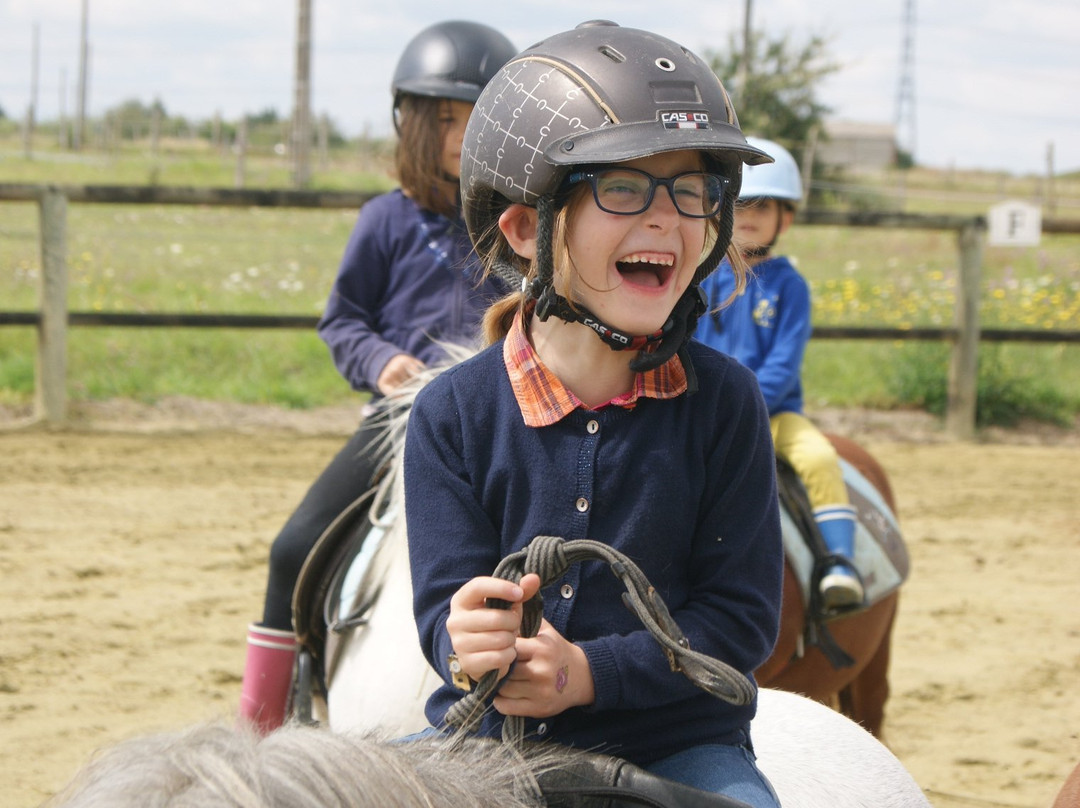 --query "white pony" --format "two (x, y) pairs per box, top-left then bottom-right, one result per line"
(292, 364), (931, 808)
